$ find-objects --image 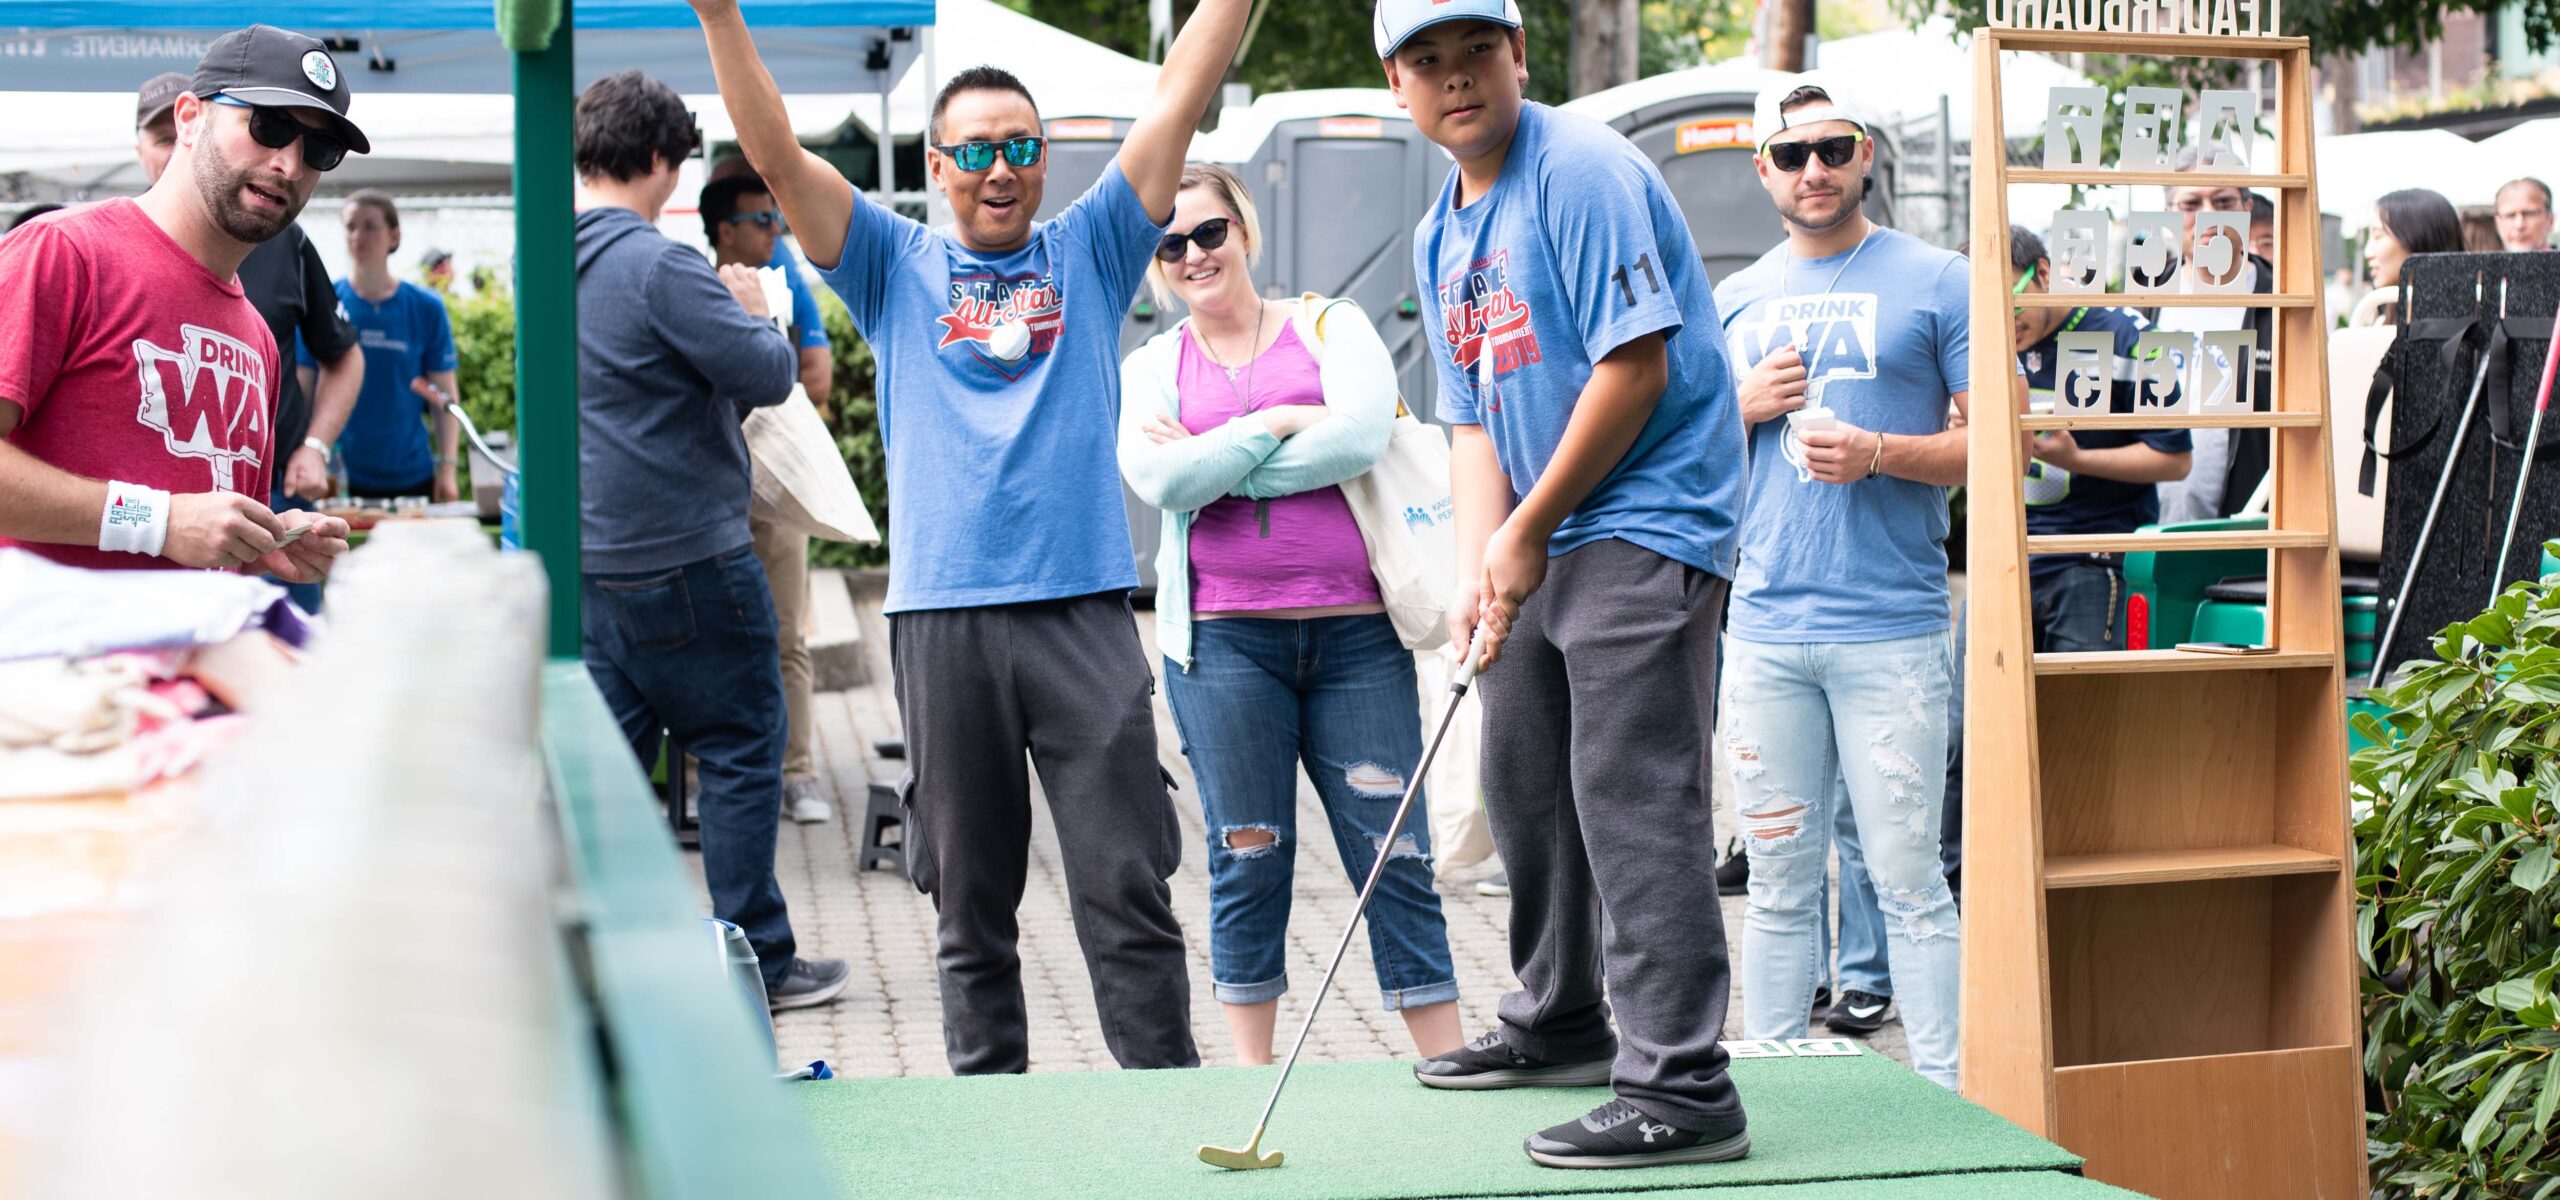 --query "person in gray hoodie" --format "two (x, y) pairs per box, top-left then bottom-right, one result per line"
(570, 68), (848, 1011)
